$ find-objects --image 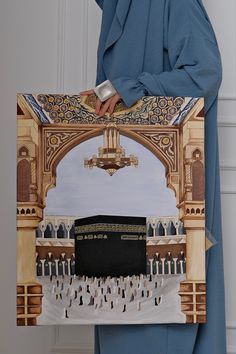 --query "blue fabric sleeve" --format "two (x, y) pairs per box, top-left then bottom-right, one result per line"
(111, 37), (222, 111)
(111, 0), (222, 111)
